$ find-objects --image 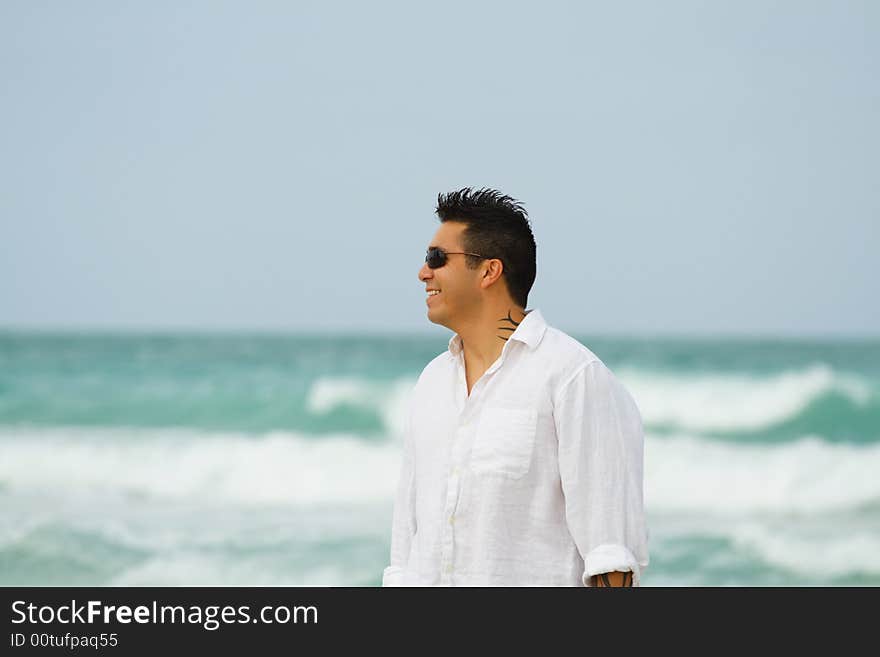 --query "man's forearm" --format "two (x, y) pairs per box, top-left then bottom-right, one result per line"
(590, 571), (634, 587)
